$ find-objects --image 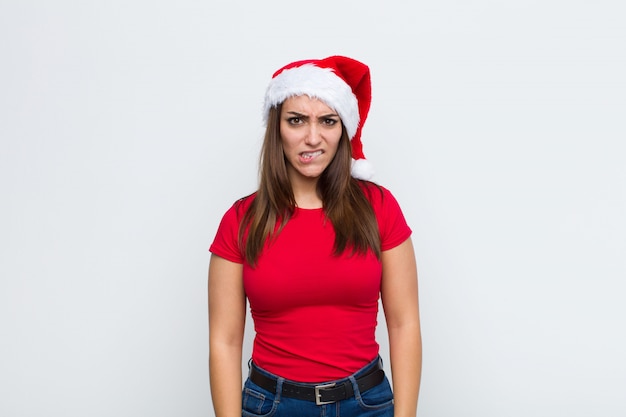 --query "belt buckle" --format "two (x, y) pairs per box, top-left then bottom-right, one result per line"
(314, 382), (336, 405)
